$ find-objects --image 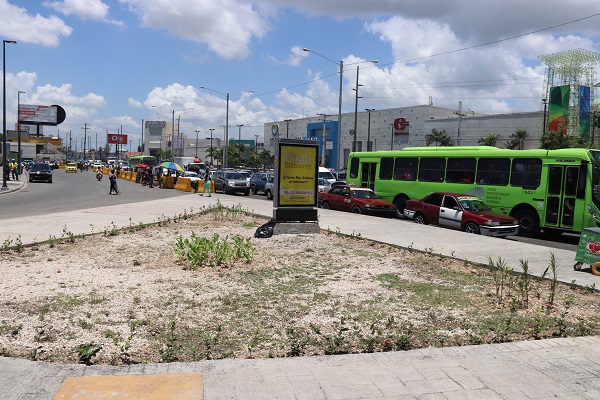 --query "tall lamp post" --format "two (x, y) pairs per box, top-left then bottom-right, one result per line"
(303, 48), (377, 170)
(194, 129), (200, 158)
(365, 108), (375, 151)
(284, 119), (292, 138)
(254, 134), (259, 155)
(17, 90), (25, 172)
(208, 128), (215, 166)
(201, 87), (230, 168)
(317, 113), (330, 167)
(352, 65), (363, 152)
(2, 40), (17, 189)
(236, 124), (244, 167)
(542, 98), (548, 137)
